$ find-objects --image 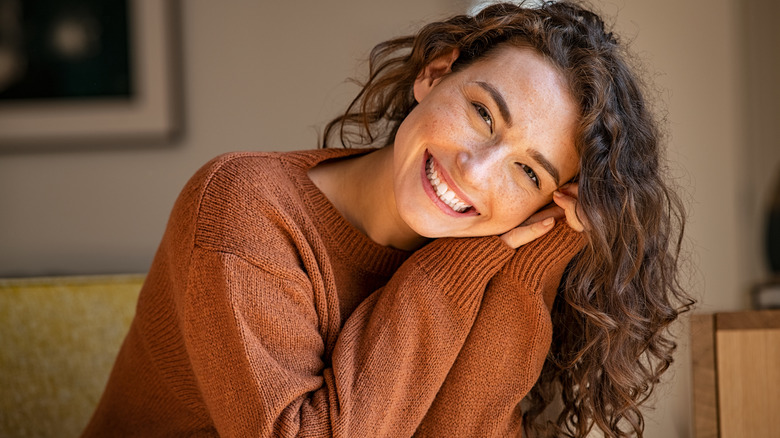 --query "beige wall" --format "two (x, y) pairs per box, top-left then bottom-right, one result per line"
(0, 0), (467, 277)
(1, 0), (774, 436)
